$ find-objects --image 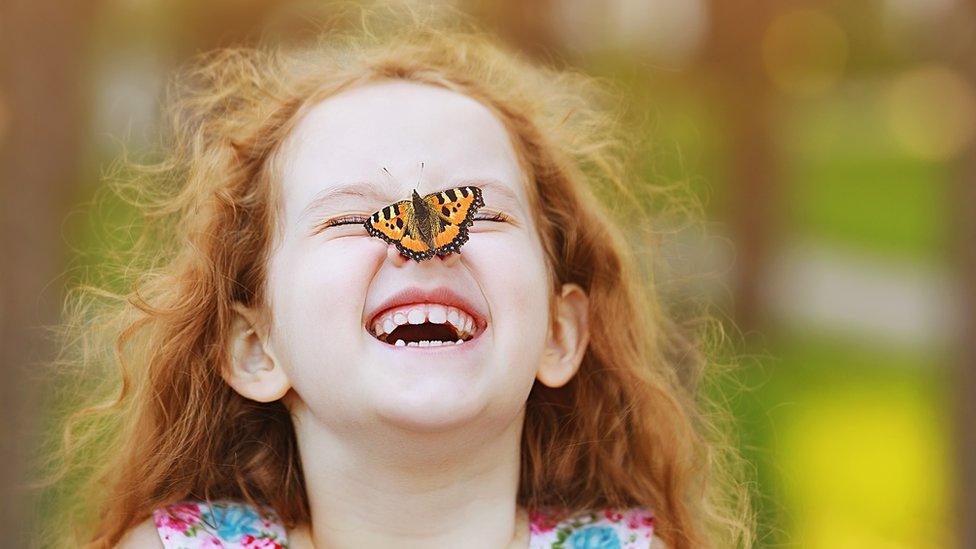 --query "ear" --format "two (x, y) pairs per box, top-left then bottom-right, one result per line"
(223, 303), (291, 402)
(537, 283), (590, 388)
